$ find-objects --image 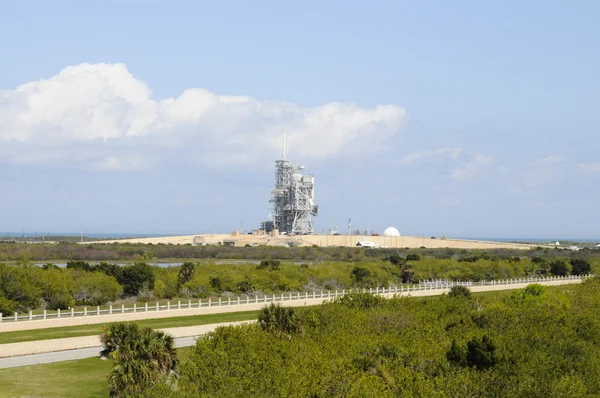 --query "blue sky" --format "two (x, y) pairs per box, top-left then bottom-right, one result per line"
(1, 0), (599, 239)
